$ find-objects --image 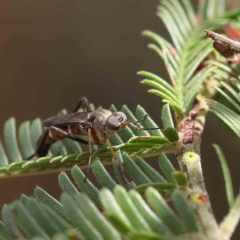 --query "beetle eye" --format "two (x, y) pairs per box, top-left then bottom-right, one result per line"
(119, 117), (124, 122)
(106, 115), (120, 130)
(115, 112), (127, 123)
